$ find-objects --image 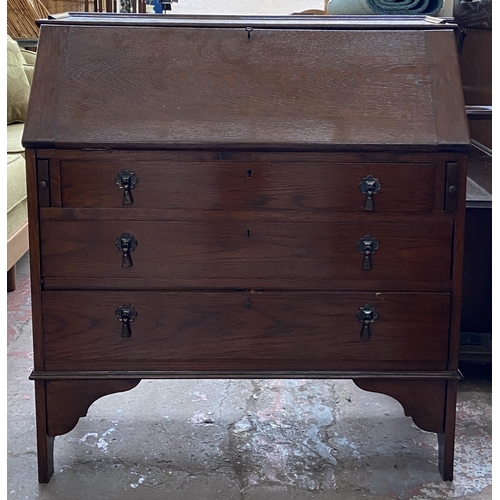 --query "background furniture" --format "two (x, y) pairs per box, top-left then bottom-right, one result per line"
(7, 0), (49, 39)
(454, 0), (492, 363)
(7, 35), (36, 291)
(23, 14), (469, 483)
